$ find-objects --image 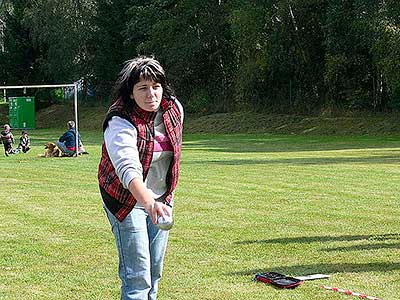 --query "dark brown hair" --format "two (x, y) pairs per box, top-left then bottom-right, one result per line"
(112, 56), (174, 107)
